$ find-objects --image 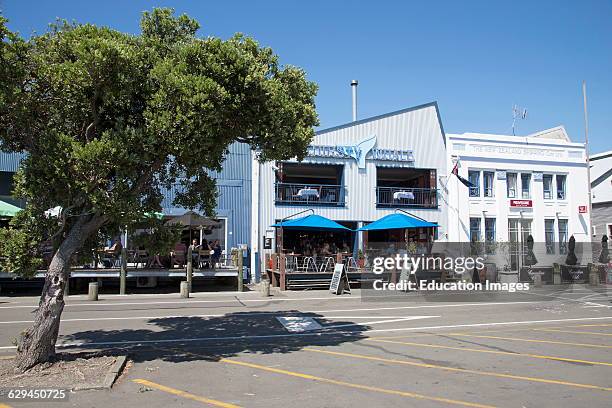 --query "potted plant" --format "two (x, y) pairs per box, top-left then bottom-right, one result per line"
(357, 249), (365, 268)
